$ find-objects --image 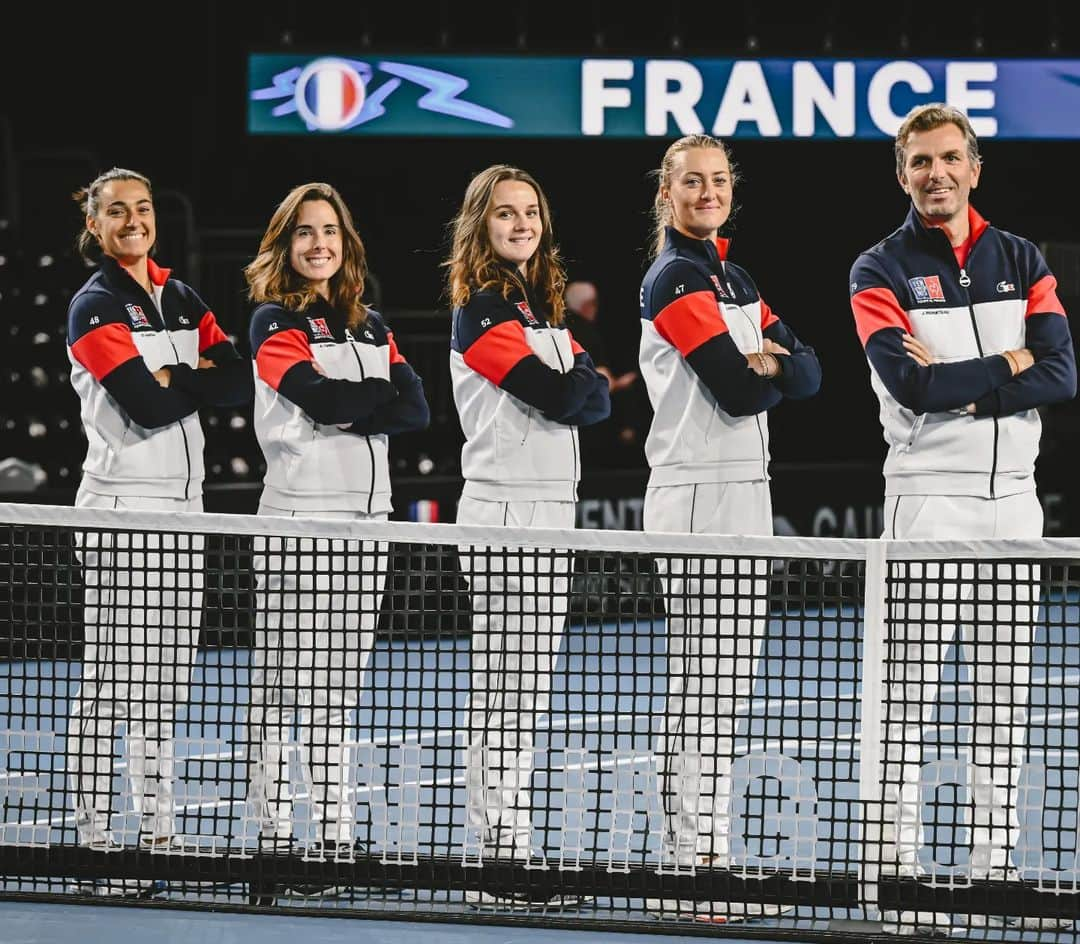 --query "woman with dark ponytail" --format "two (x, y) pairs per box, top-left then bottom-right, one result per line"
(65, 167), (250, 894)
